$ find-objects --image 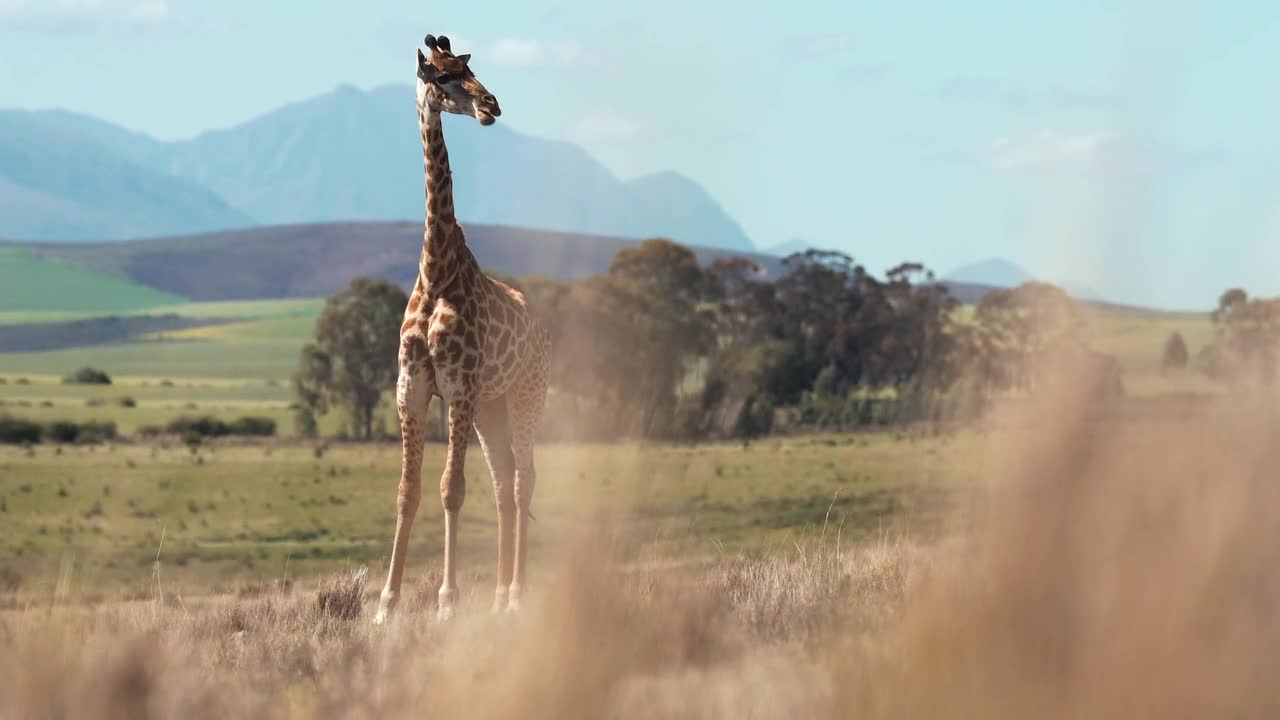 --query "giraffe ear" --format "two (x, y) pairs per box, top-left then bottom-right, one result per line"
(454, 53), (471, 66)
